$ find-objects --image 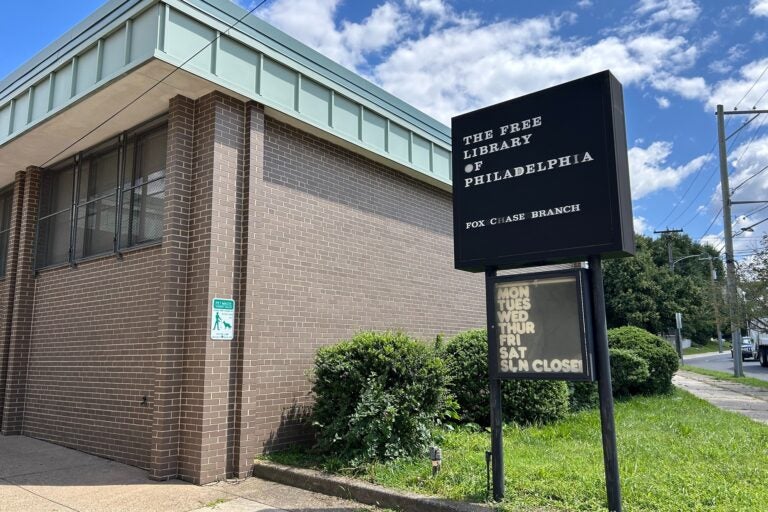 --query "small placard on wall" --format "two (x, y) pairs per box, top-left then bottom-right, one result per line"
(211, 298), (235, 341)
